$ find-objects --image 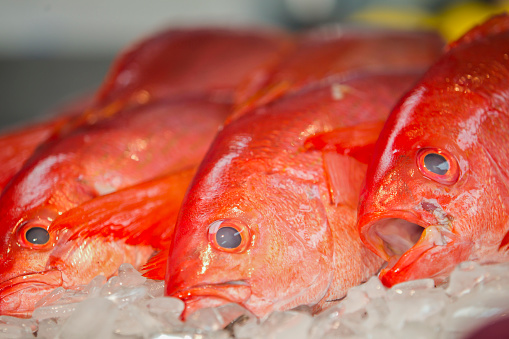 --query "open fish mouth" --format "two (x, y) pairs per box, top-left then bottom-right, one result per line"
(171, 280), (252, 319)
(0, 270), (63, 316)
(359, 212), (460, 285)
(361, 213), (427, 262)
